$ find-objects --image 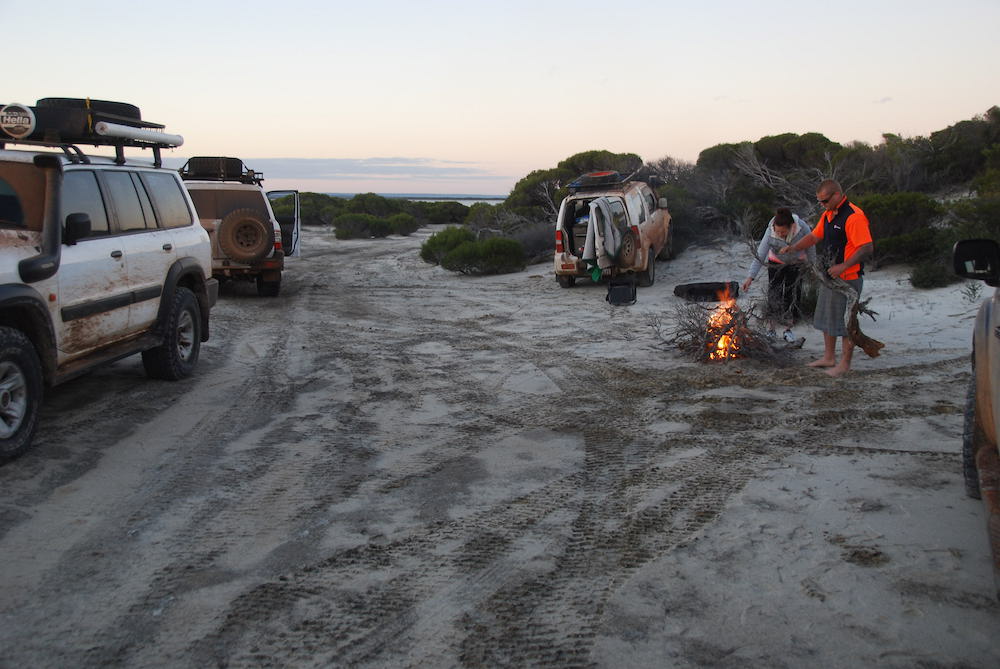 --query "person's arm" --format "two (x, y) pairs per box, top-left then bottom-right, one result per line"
(826, 242), (873, 279)
(779, 231), (818, 255)
(742, 233), (770, 290)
